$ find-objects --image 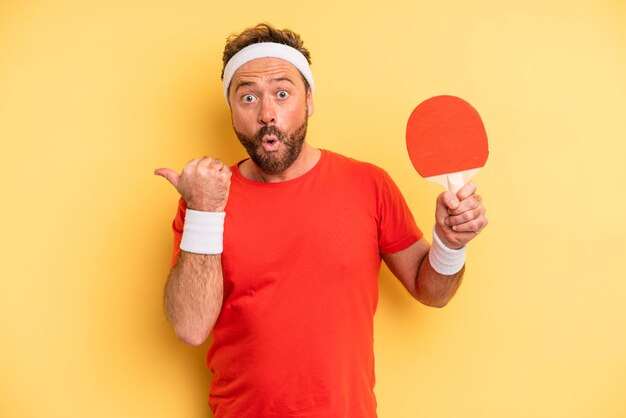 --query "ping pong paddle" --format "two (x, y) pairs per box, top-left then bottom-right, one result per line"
(406, 95), (489, 193)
